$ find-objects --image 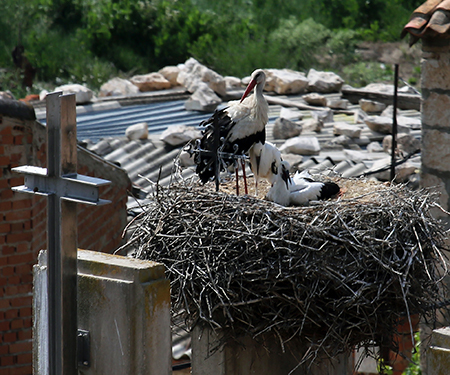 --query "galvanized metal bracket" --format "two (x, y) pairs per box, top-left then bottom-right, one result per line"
(12, 165), (111, 205)
(77, 329), (90, 368)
